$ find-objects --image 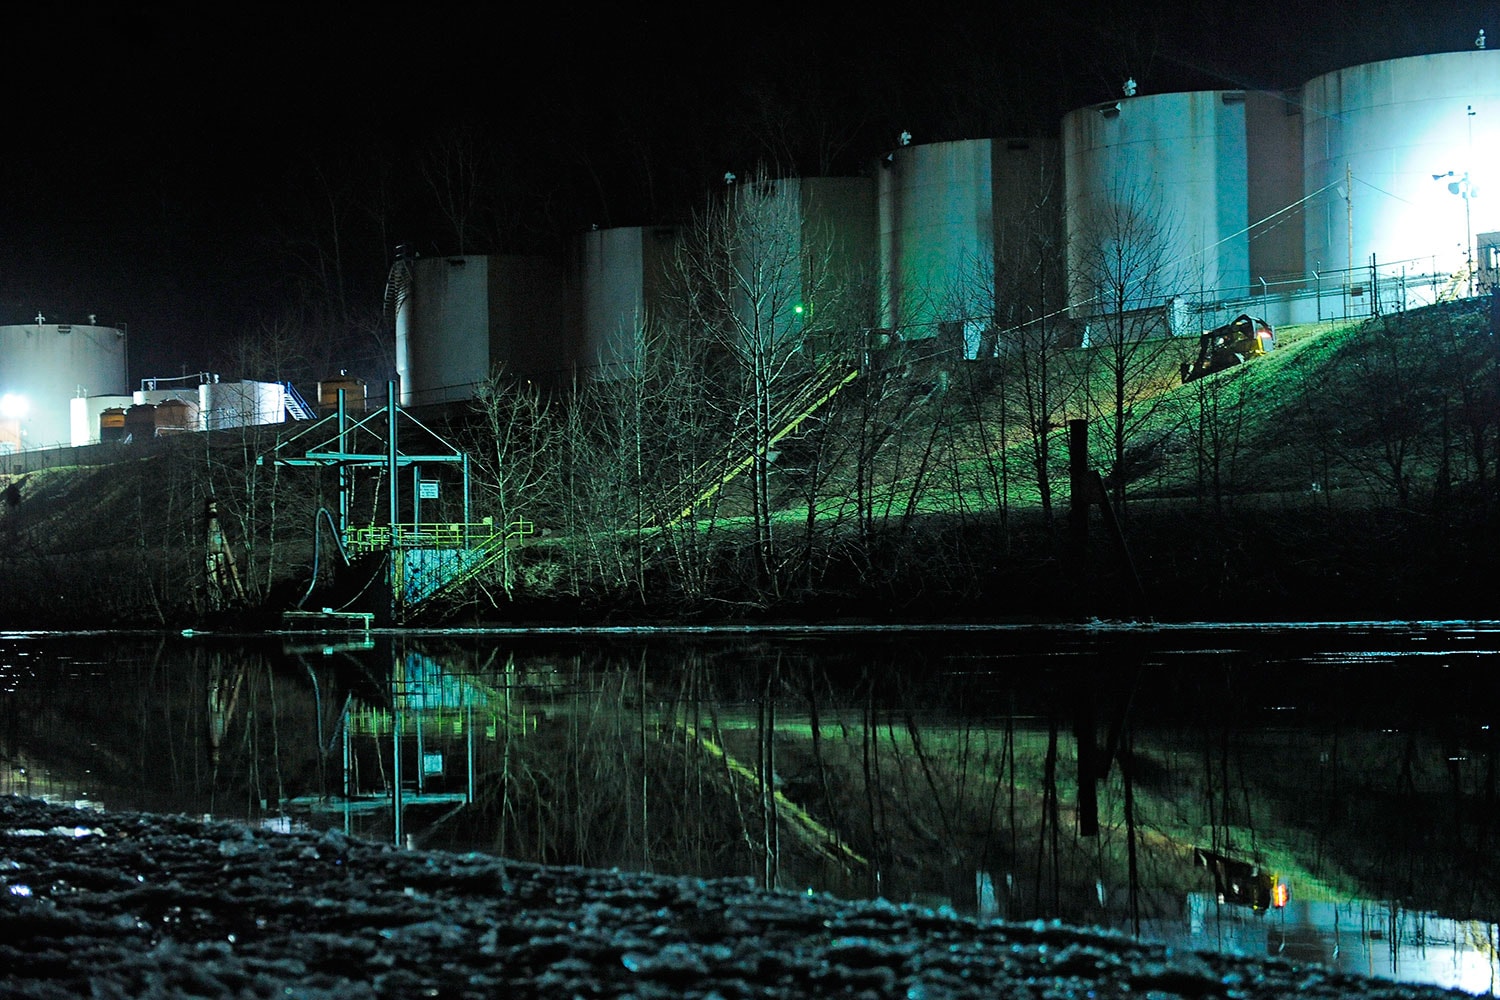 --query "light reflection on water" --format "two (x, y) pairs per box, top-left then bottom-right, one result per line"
(1177, 896), (1500, 997)
(2, 622), (1500, 994)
